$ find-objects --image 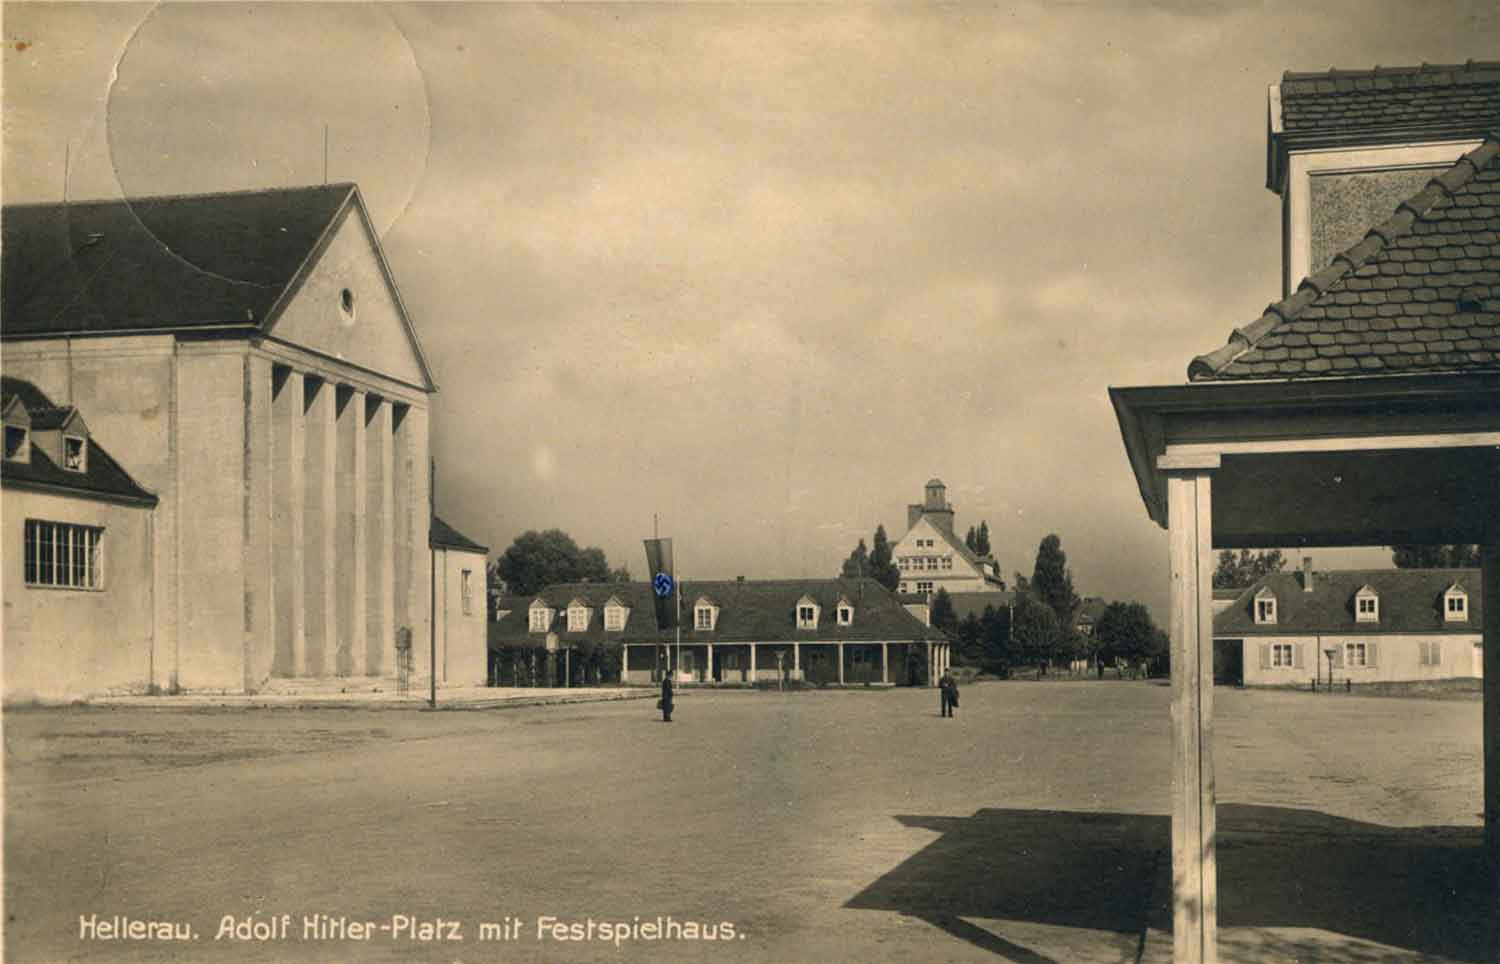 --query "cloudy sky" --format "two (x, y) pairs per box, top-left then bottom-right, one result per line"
(5, 2), (1498, 618)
